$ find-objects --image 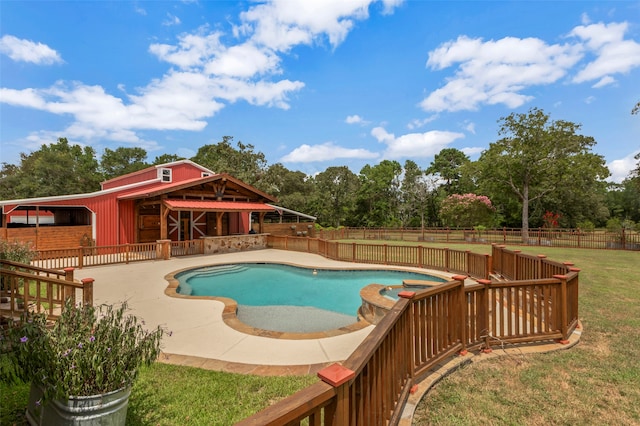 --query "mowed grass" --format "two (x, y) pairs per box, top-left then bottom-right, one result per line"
(408, 243), (640, 425)
(2, 243), (638, 425)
